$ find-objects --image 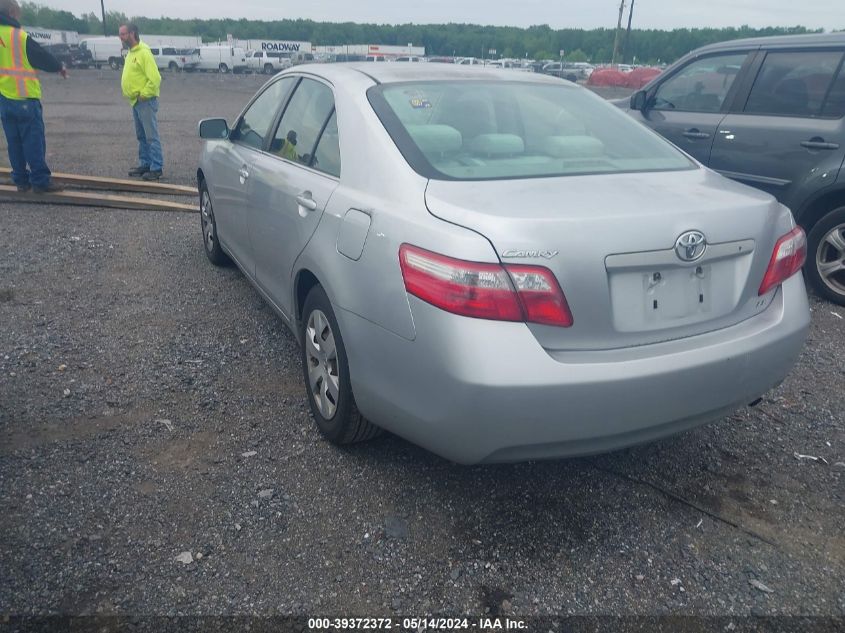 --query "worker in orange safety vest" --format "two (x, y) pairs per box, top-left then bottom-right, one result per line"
(0, 0), (67, 193)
